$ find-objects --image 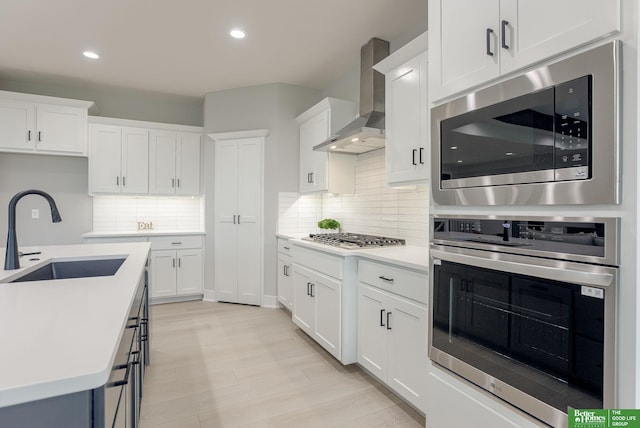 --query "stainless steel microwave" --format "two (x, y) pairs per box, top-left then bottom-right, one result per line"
(431, 41), (619, 206)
